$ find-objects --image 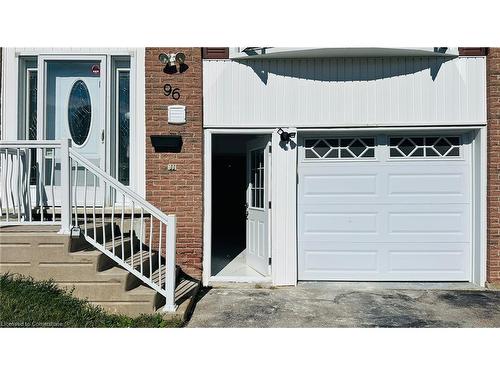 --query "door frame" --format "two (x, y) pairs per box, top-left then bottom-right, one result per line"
(0, 48), (146, 200)
(204, 125), (486, 287)
(203, 128), (274, 285)
(36, 54), (108, 206)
